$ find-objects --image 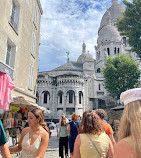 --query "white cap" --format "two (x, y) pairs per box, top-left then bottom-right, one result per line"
(120, 88), (141, 105)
